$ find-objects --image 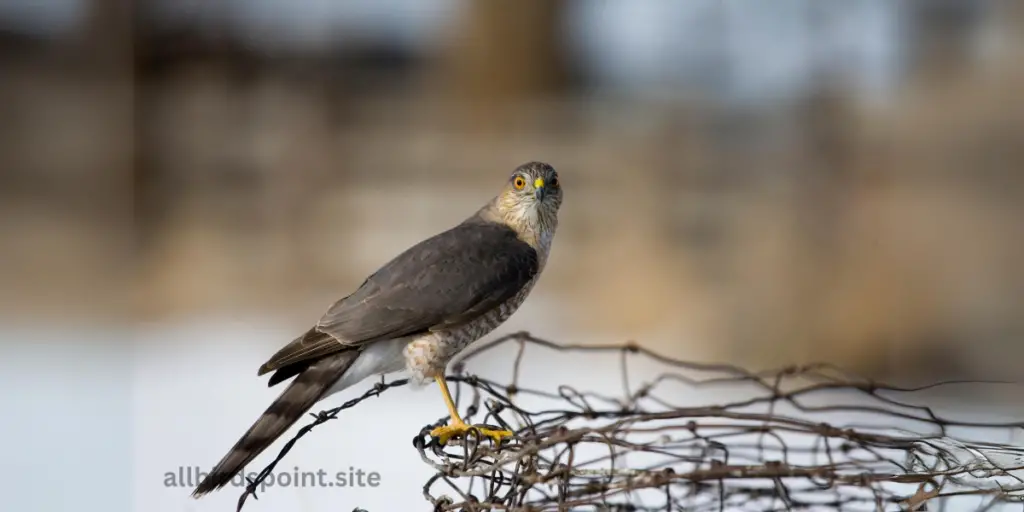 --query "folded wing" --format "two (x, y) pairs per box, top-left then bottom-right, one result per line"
(258, 219), (539, 379)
